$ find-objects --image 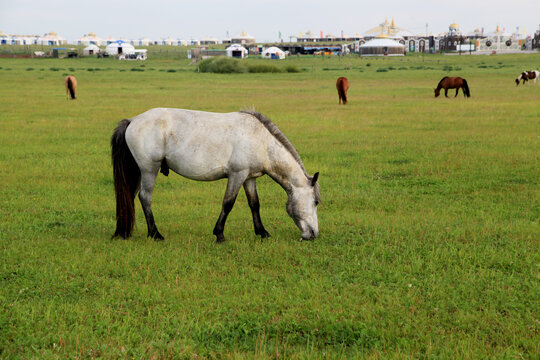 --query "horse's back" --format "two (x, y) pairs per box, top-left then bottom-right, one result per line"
(336, 77), (349, 90)
(126, 108), (270, 180)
